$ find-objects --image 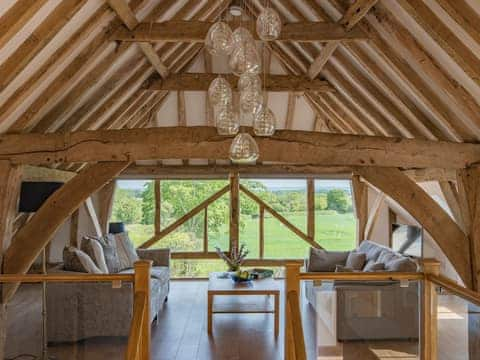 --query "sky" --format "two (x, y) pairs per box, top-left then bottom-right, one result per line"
(117, 179), (351, 192)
